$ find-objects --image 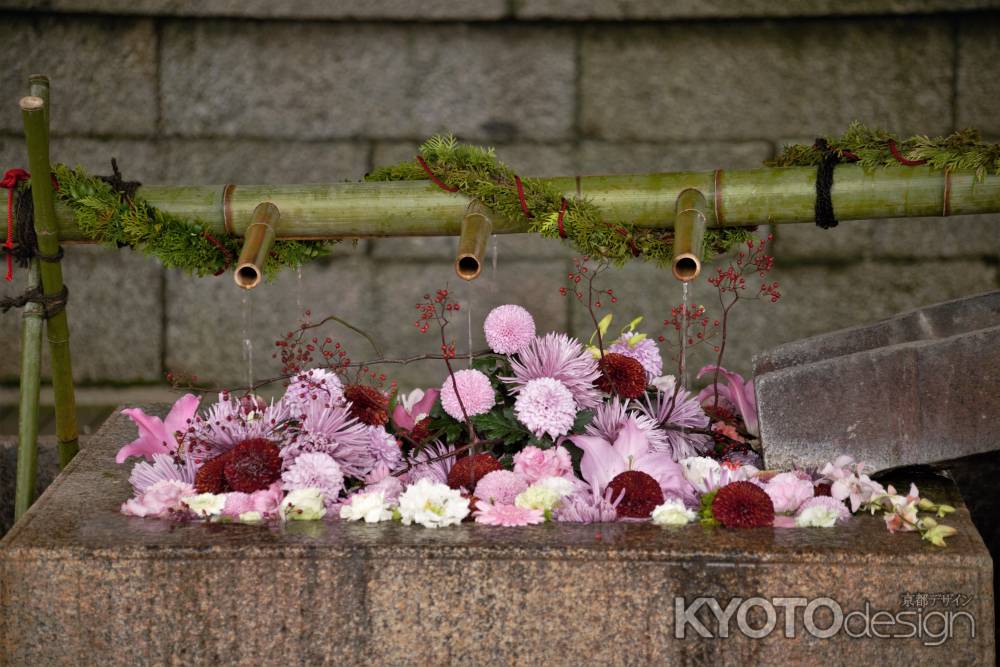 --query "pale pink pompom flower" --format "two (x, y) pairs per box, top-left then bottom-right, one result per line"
(440, 369), (495, 421)
(764, 471), (815, 514)
(514, 377), (577, 440)
(483, 304), (536, 354)
(474, 503), (545, 526)
(475, 470), (530, 505)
